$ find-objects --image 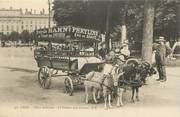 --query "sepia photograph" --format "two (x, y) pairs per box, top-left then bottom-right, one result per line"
(0, 0), (179, 117)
